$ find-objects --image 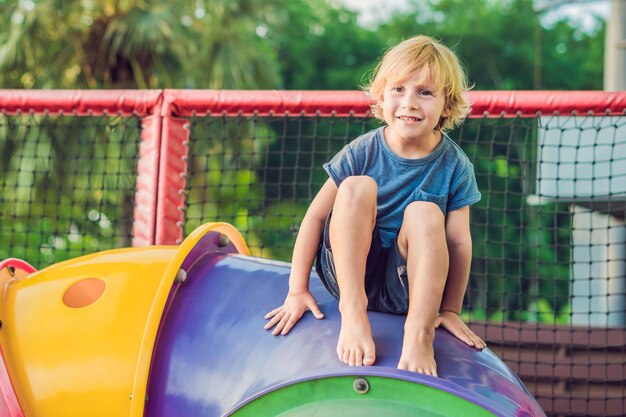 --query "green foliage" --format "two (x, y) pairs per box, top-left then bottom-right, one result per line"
(540, 19), (605, 89)
(457, 117), (571, 323)
(247, 201), (309, 260)
(0, 0), (288, 88)
(0, 113), (140, 267)
(270, 0), (385, 90)
(0, 0), (606, 90)
(374, 0), (605, 90)
(0, 0), (606, 322)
